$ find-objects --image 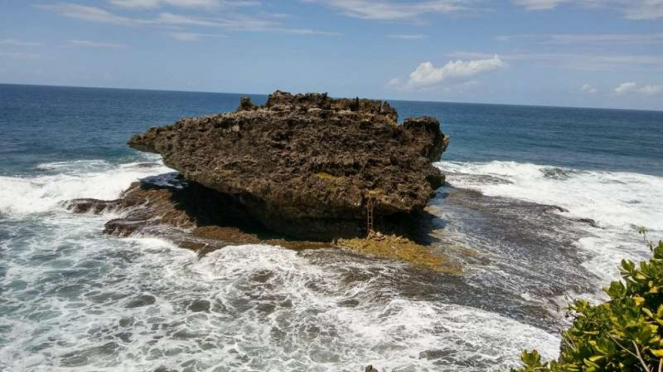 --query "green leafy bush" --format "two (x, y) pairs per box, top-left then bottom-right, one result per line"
(503, 235), (663, 372)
